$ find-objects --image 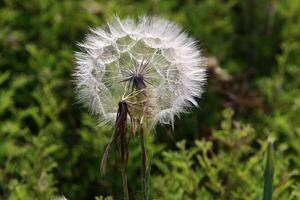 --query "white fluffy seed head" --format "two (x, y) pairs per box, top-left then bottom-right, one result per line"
(73, 16), (206, 127)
